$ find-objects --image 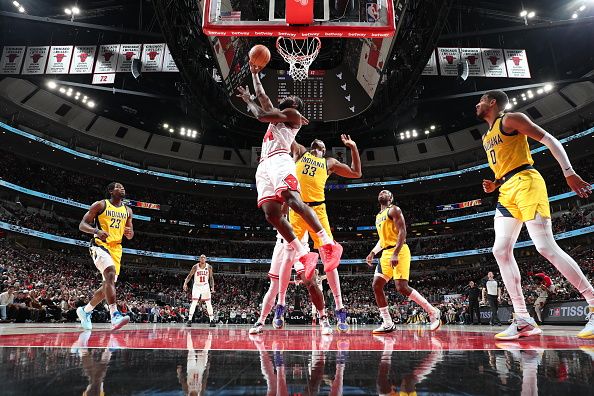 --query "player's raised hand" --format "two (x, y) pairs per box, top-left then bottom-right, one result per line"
(236, 85), (252, 103)
(366, 251), (375, 267)
(482, 179), (498, 193)
(300, 115), (309, 126)
(566, 174), (592, 198)
(341, 134), (356, 149)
